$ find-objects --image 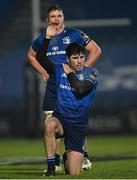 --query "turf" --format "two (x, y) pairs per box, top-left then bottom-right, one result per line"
(0, 135), (137, 179)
